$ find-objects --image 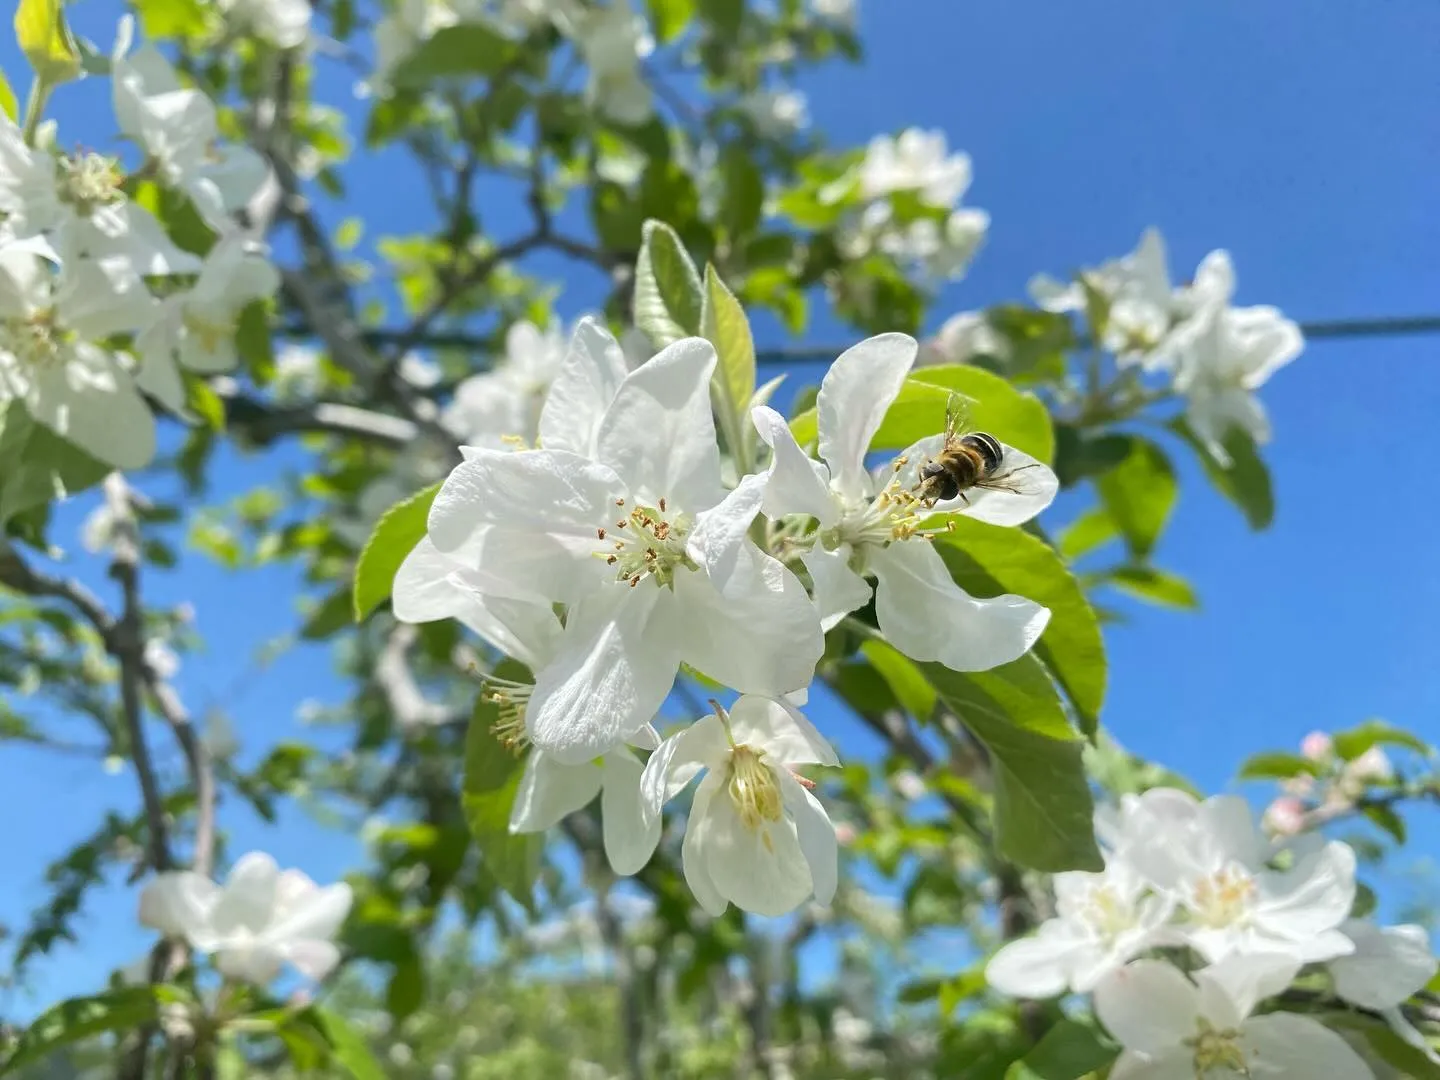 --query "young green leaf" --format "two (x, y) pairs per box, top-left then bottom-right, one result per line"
(701, 265), (757, 468)
(2, 986), (191, 1072)
(1094, 436), (1177, 558)
(1332, 718), (1430, 761)
(936, 518), (1107, 738)
(352, 481), (442, 622)
(463, 689), (542, 910)
(1169, 416), (1274, 530)
(0, 401), (110, 525)
(1006, 1019), (1119, 1080)
(1106, 564), (1199, 610)
(0, 66), (17, 121)
(15, 0), (81, 85)
(390, 23), (517, 86)
(306, 1007), (388, 1080)
(633, 219), (704, 346)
